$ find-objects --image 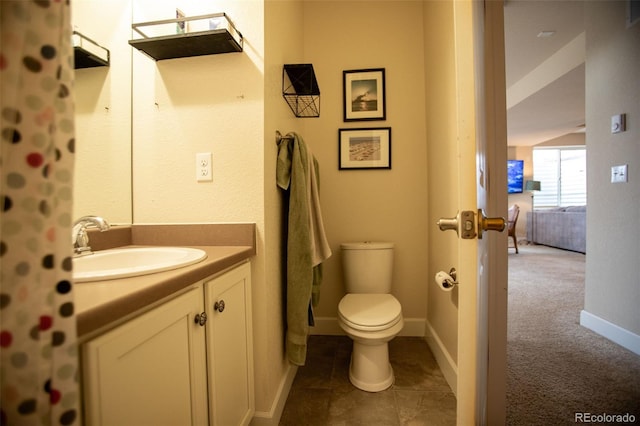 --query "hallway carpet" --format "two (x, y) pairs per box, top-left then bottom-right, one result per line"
(507, 245), (640, 424)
